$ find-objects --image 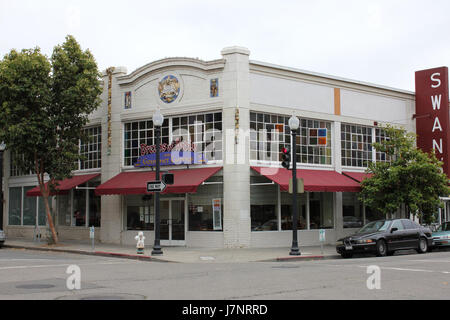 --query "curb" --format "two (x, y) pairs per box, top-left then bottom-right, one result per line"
(3, 244), (173, 263)
(257, 254), (341, 262)
(3, 244), (341, 263)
